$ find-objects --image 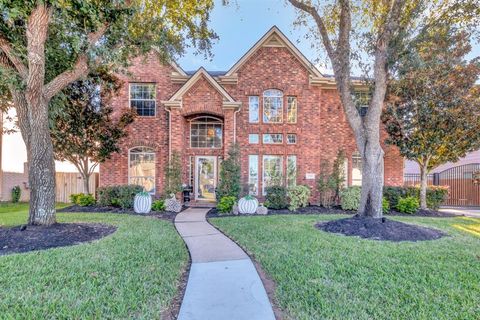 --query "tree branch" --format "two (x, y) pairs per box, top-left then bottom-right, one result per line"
(0, 36), (28, 79)
(43, 24), (108, 100)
